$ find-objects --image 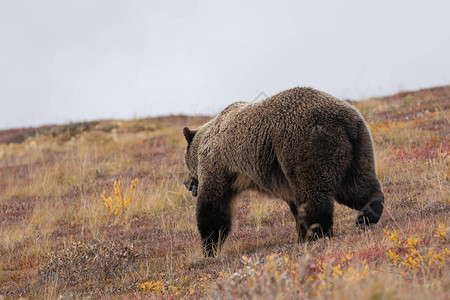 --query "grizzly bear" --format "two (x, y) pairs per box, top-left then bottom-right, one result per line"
(183, 87), (384, 257)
